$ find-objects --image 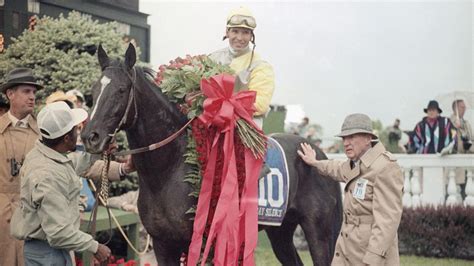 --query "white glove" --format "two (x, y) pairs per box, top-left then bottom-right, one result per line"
(438, 142), (455, 157)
